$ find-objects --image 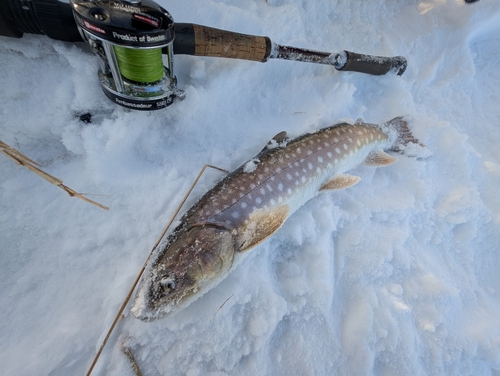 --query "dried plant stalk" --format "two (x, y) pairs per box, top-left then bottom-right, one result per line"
(121, 344), (144, 376)
(0, 140), (109, 211)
